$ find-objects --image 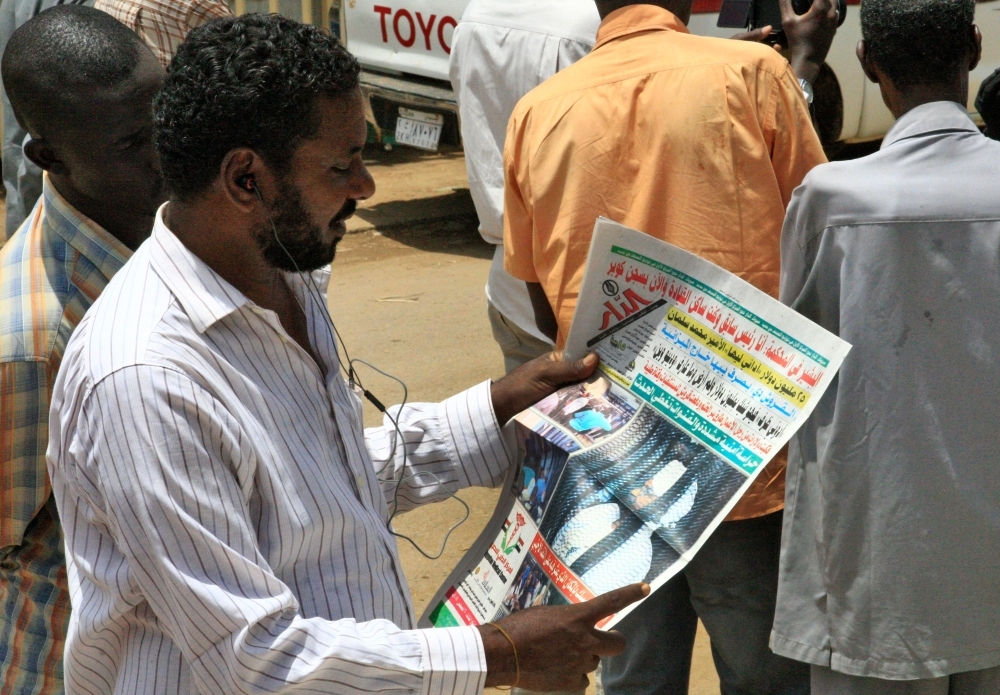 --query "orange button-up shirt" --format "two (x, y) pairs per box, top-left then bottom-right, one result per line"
(503, 4), (826, 520)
